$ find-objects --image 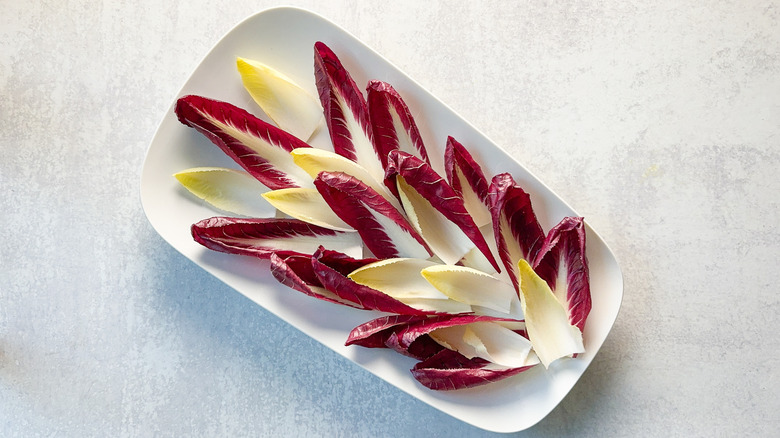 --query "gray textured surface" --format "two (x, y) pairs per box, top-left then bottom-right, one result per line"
(2, 1), (779, 436)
